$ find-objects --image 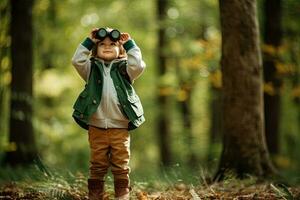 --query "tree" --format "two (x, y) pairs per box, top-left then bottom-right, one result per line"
(208, 70), (222, 161)
(3, 0), (38, 166)
(215, 0), (276, 180)
(0, 0), (10, 138)
(263, 0), (283, 155)
(156, 0), (172, 166)
(175, 57), (198, 167)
